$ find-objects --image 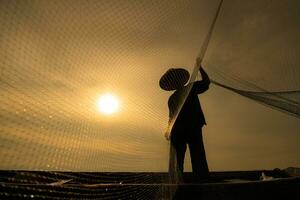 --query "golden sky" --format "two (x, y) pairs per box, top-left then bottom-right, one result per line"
(0, 0), (299, 171)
